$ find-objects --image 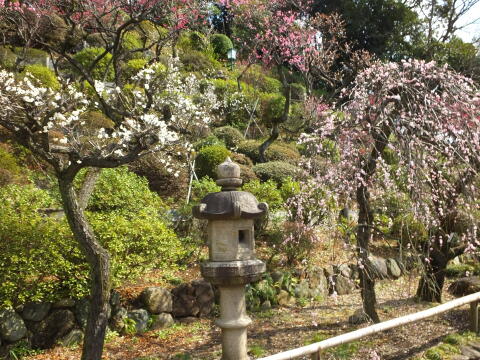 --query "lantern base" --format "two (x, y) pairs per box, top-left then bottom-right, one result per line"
(201, 259), (265, 286)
